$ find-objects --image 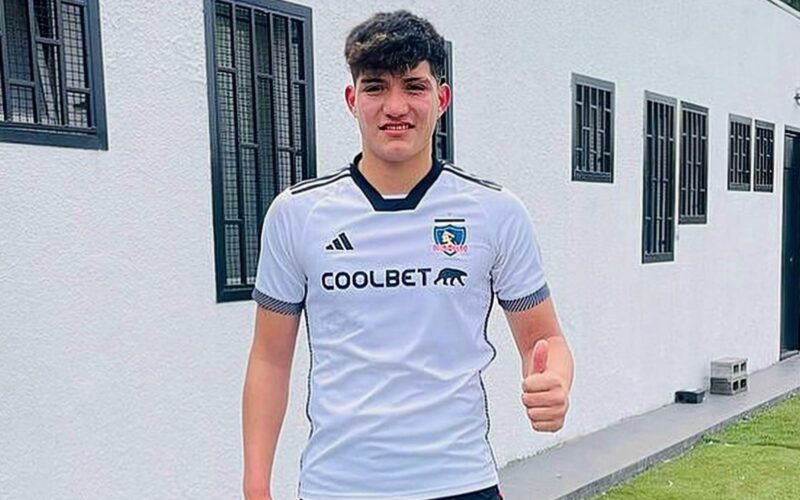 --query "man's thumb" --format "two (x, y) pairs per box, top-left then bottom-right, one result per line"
(530, 339), (549, 375)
